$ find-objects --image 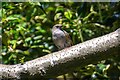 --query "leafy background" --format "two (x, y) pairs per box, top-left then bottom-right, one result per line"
(1, 2), (120, 79)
